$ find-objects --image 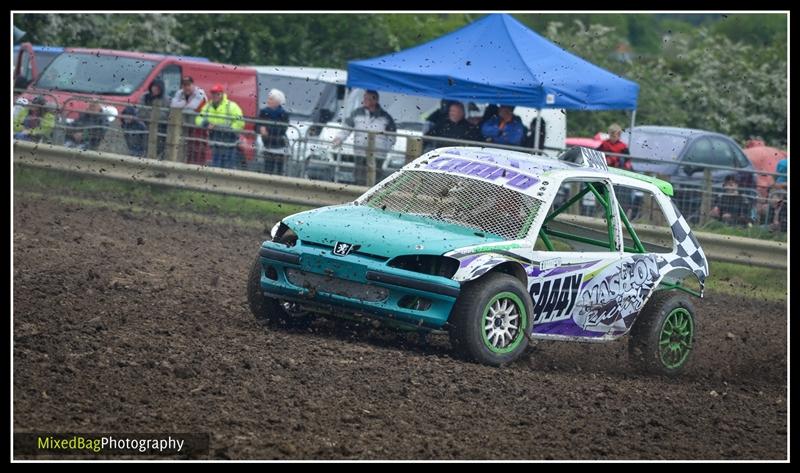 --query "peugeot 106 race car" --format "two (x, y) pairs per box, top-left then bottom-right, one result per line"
(248, 146), (709, 375)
